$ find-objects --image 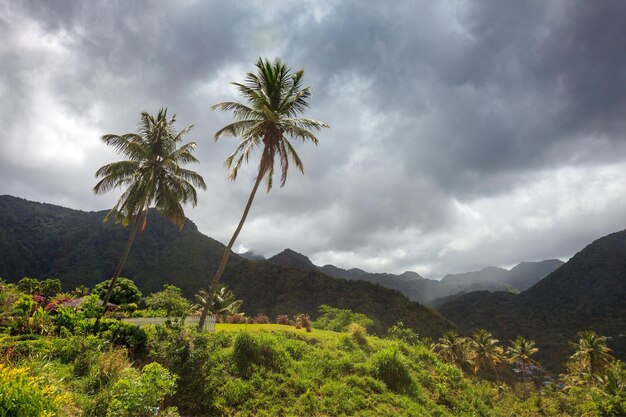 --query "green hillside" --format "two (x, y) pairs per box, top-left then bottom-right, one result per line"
(0, 195), (451, 337)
